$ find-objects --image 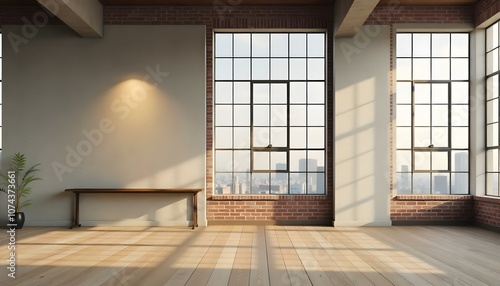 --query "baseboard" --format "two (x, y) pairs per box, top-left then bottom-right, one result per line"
(392, 220), (474, 226)
(0, 220), (194, 227)
(208, 219), (332, 226)
(475, 222), (500, 233)
(334, 220), (392, 227)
